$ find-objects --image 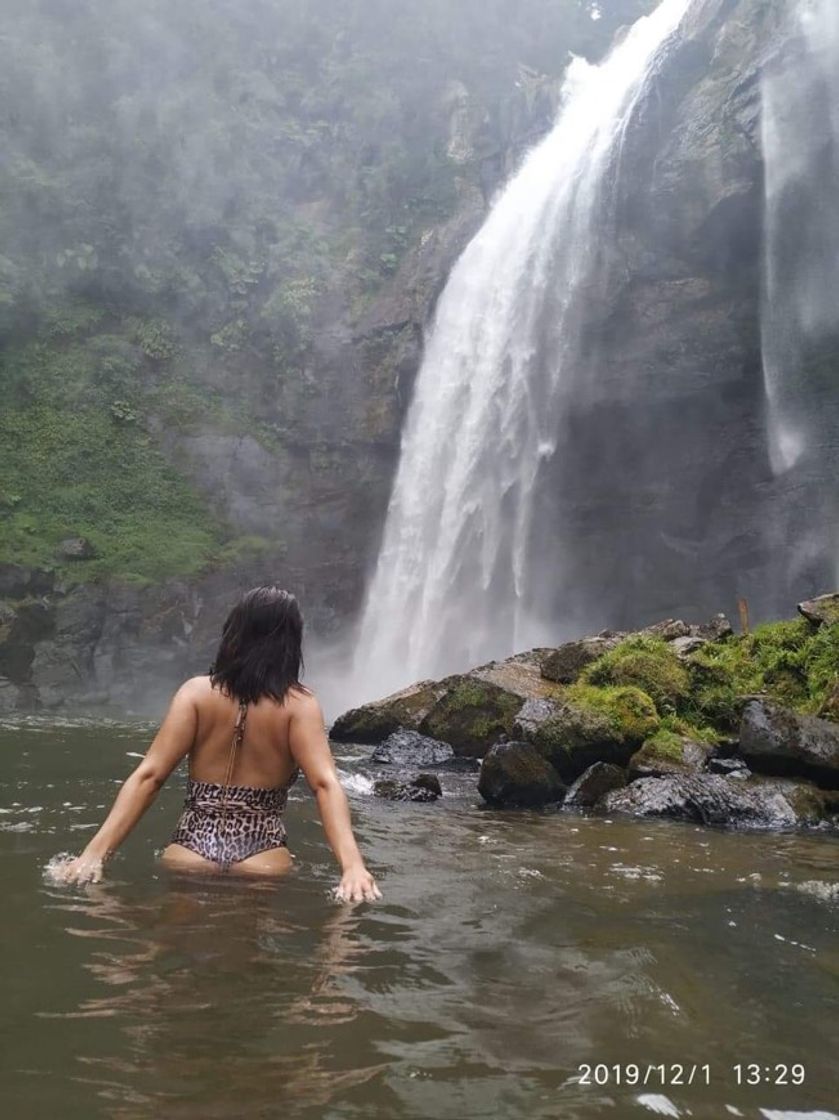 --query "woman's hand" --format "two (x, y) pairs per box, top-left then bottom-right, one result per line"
(54, 852), (105, 885)
(335, 863), (382, 903)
